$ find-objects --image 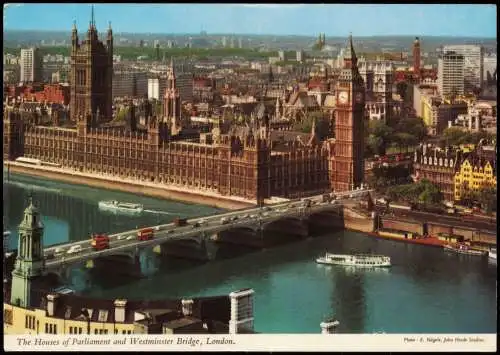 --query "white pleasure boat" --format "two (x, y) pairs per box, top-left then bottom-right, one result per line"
(316, 253), (391, 268)
(488, 248), (497, 260)
(98, 200), (144, 214)
(443, 243), (488, 257)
